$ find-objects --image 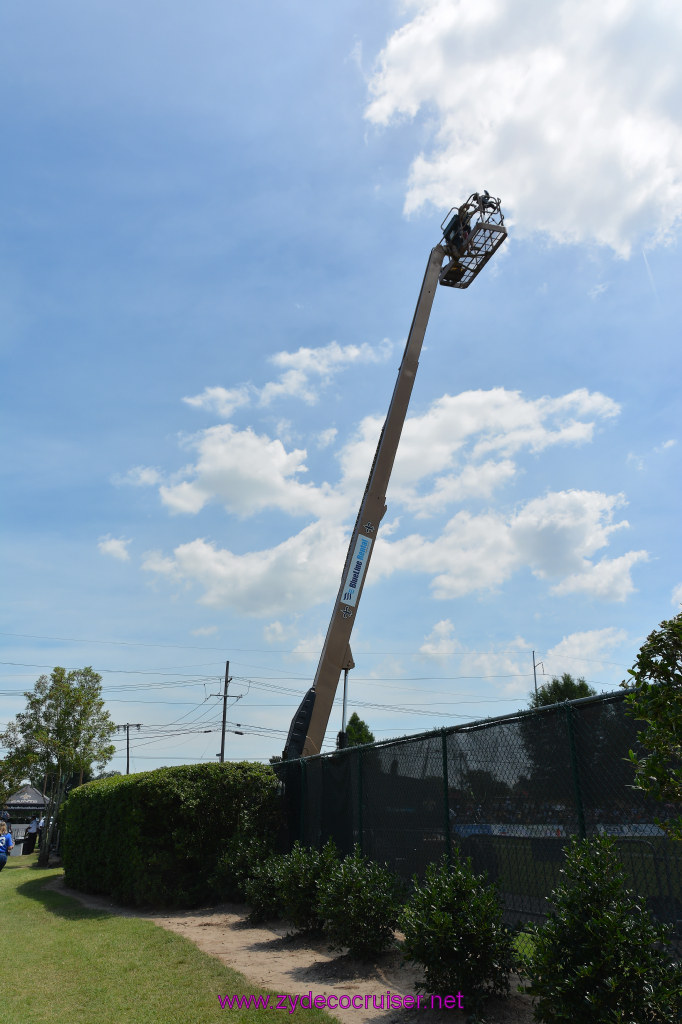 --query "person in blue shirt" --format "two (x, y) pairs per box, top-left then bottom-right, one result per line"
(0, 821), (14, 871)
